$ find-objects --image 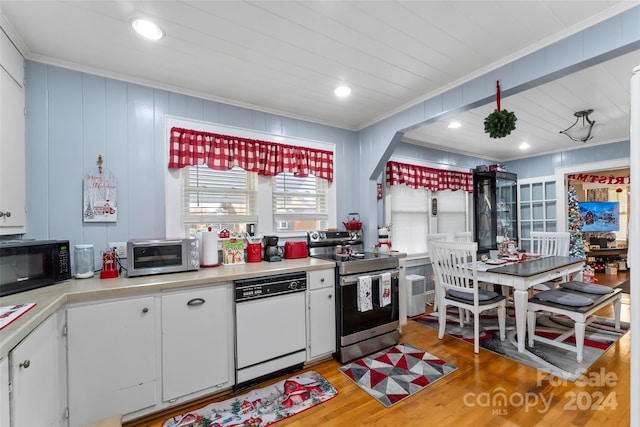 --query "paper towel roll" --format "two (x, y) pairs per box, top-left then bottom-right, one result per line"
(201, 230), (219, 266)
